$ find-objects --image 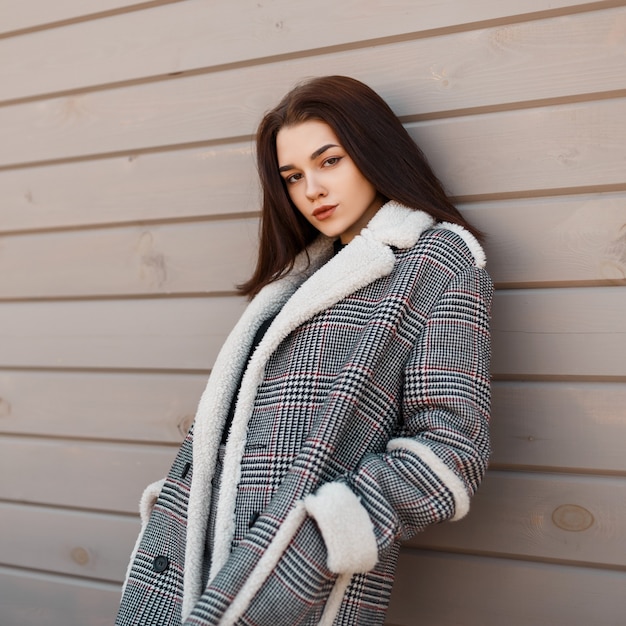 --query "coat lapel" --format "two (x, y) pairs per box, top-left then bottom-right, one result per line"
(182, 237), (333, 617)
